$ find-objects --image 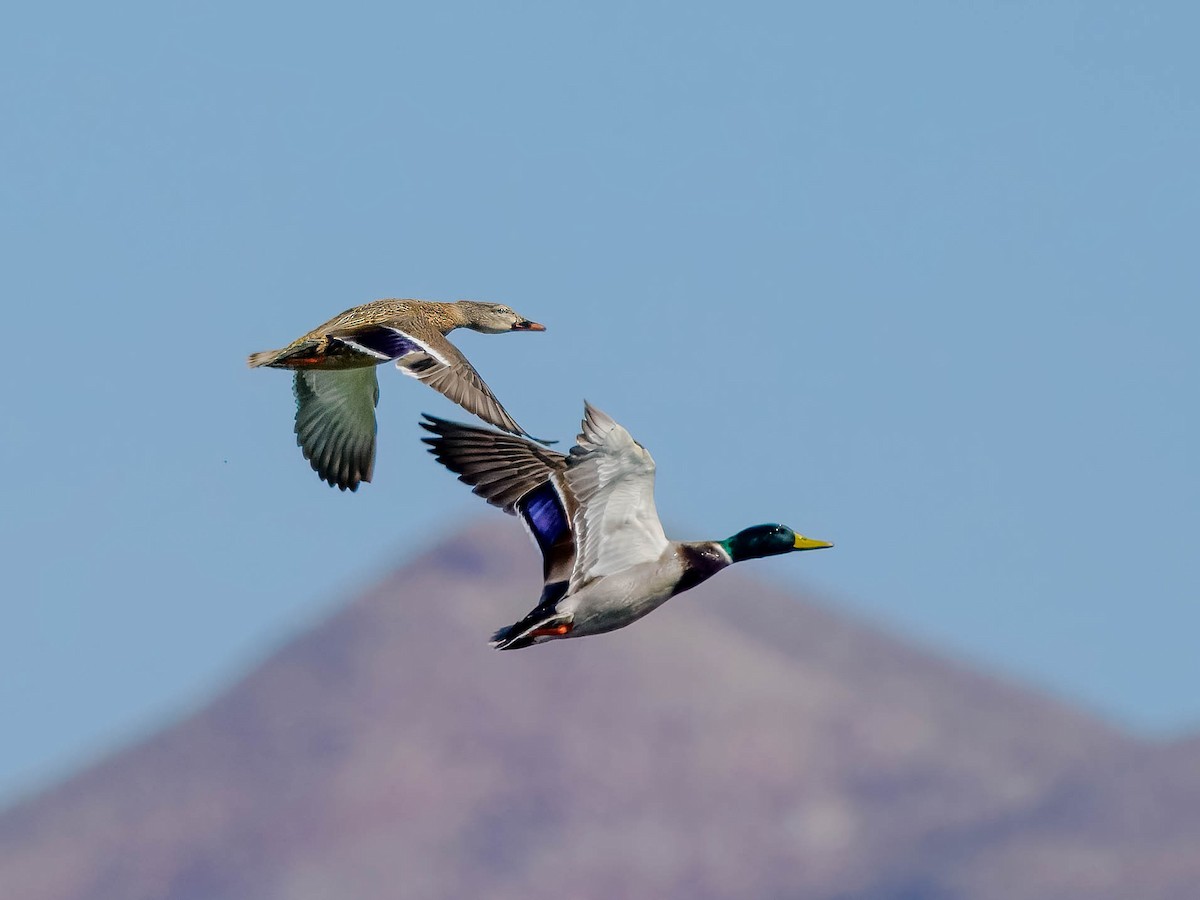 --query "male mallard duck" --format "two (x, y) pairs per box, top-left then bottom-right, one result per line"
(421, 402), (832, 649)
(249, 299), (546, 491)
